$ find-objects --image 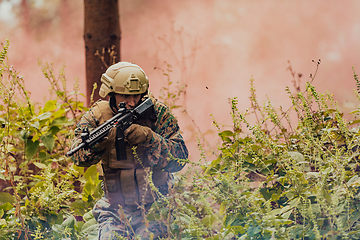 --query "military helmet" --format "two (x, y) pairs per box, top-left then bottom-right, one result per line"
(99, 62), (149, 98)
